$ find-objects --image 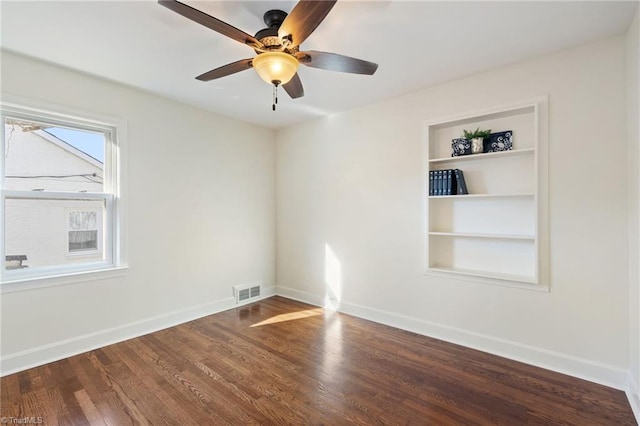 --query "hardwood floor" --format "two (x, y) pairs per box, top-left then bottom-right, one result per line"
(1, 296), (635, 425)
